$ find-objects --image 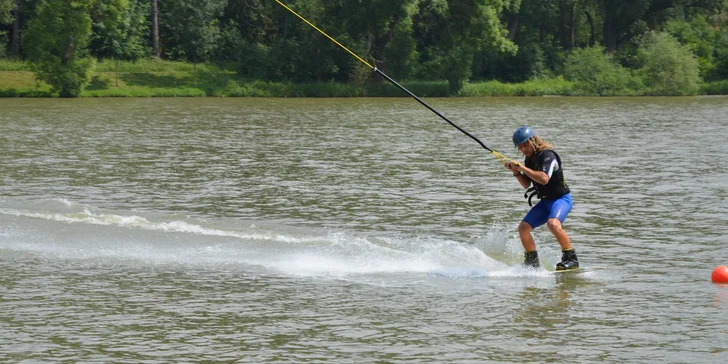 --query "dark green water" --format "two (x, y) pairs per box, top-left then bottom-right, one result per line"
(1, 97), (727, 363)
